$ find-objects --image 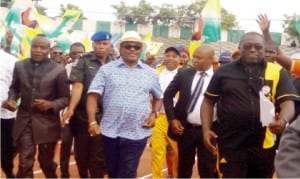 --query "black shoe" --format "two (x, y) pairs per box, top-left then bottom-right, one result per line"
(6, 172), (15, 178)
